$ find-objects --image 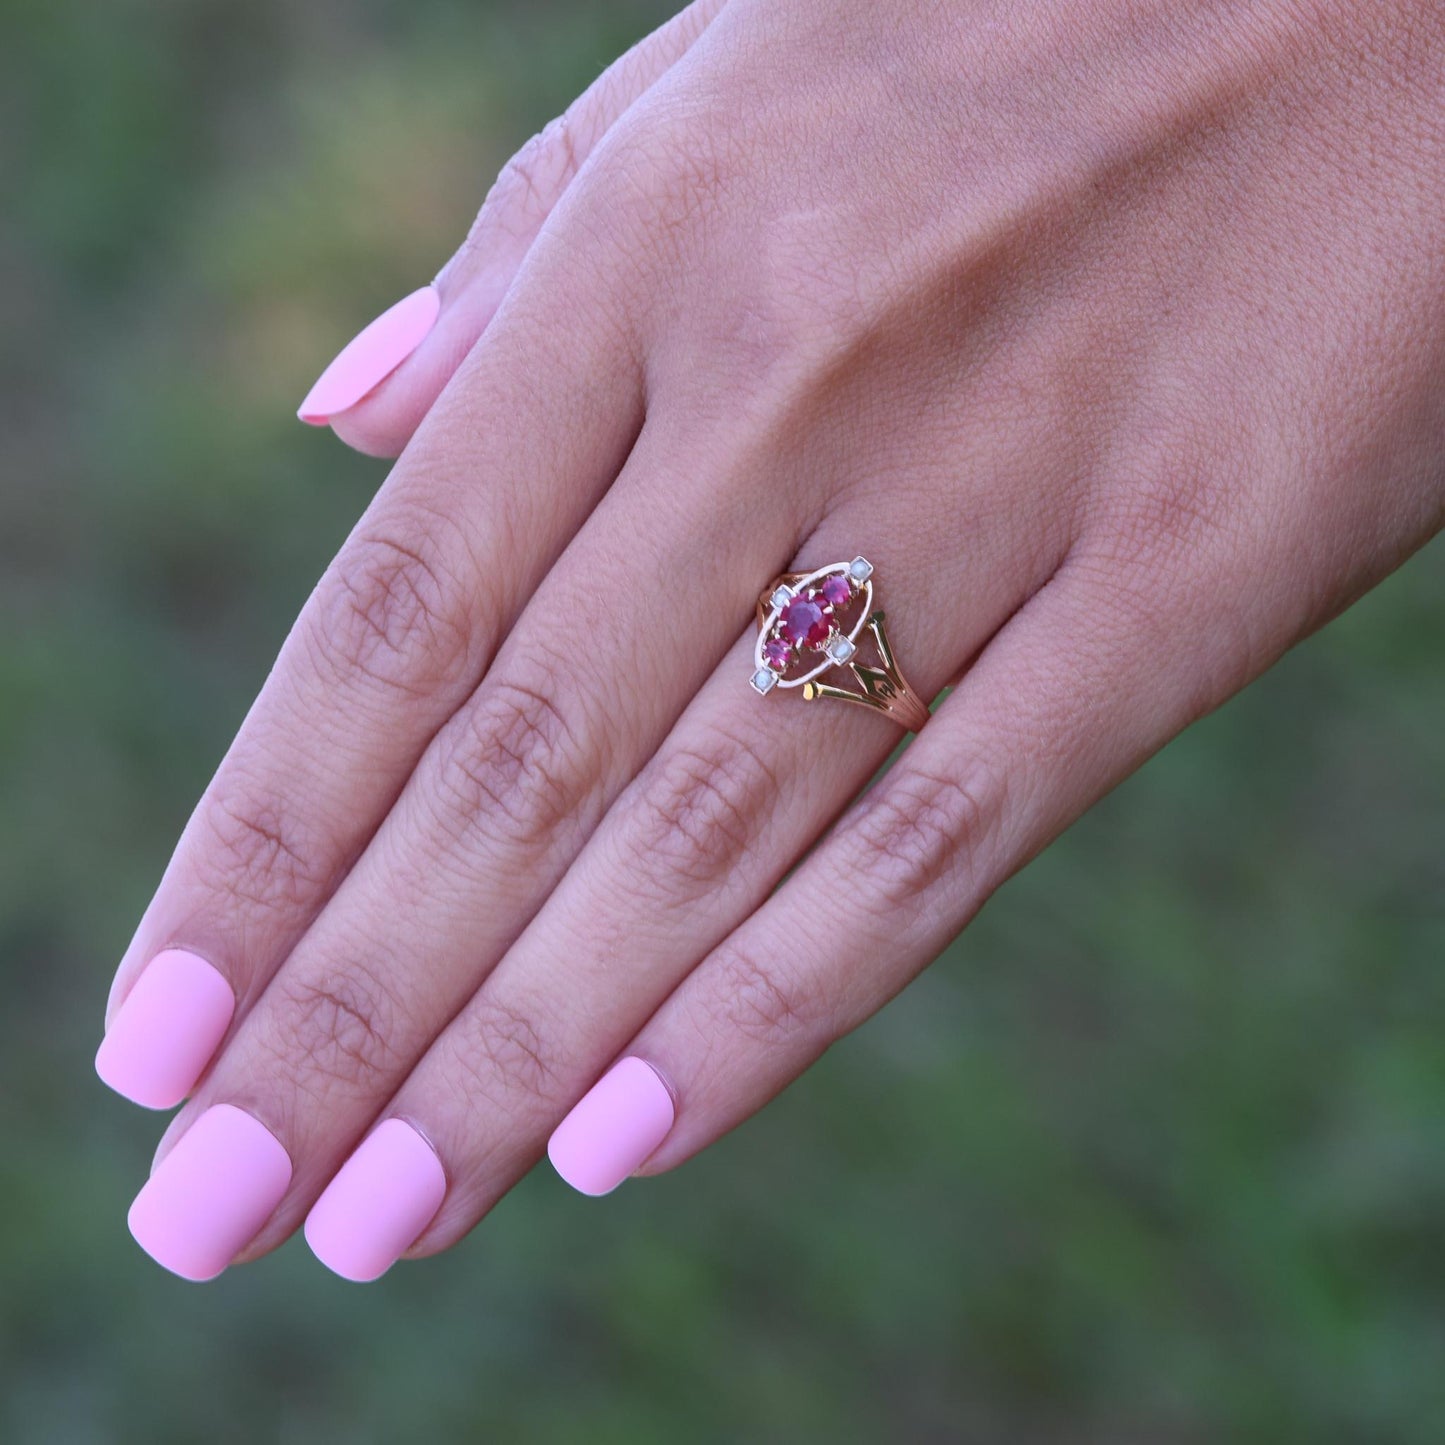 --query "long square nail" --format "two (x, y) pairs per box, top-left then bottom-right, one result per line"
(127, 1105), (291, 1281)
(95, 949), (235, 1109)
